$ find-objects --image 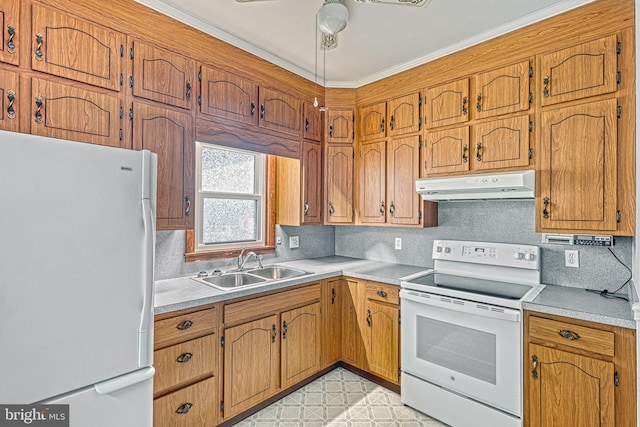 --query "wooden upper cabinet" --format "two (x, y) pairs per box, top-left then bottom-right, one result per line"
(388, 93), (421, 136)
(199, 64), (258, 126)
(0, 68), (18, 132)
(359, 101), (386, 142)
(425, 78), (469, 128)
(326, 109), (354, 144)
(423, 126), (470, 176)
(31, 78), (124, 148)
(132, 40), (195, 110)
(0, 0), (19, 65)
(359, 141), (387, 224)
(132, 102), (194, 230)
(31, 4), (124, 92)
(471, 115), (531, 171)
(303, 102), (322, 142)
(258, 86), (301, 137)
(539, 98), (617, 232)
(387, 135), (421, 225)
(280, 302), (321, 389)
(302, 141), (323, 224)
(326, 145), (353, 224)
(539, 35), (618, 106)
(475, 60), (531, 119)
